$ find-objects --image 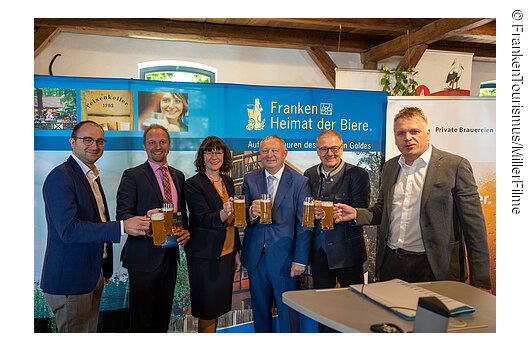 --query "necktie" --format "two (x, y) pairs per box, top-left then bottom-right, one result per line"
(160, 167), (173, 204)
(267, 175), (276, 198)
